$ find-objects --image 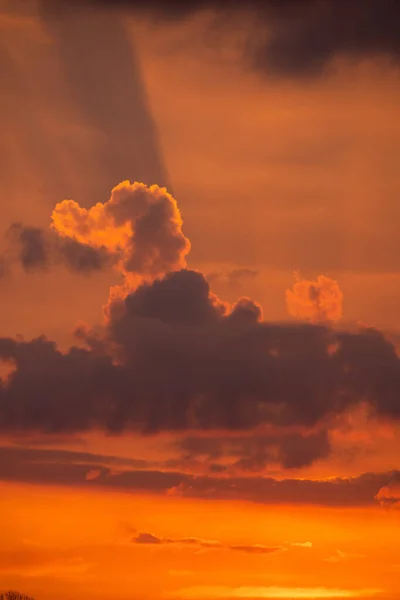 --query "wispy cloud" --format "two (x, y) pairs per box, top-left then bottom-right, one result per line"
(132, 533), (284, 555)
(287, 541), (313, 548)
